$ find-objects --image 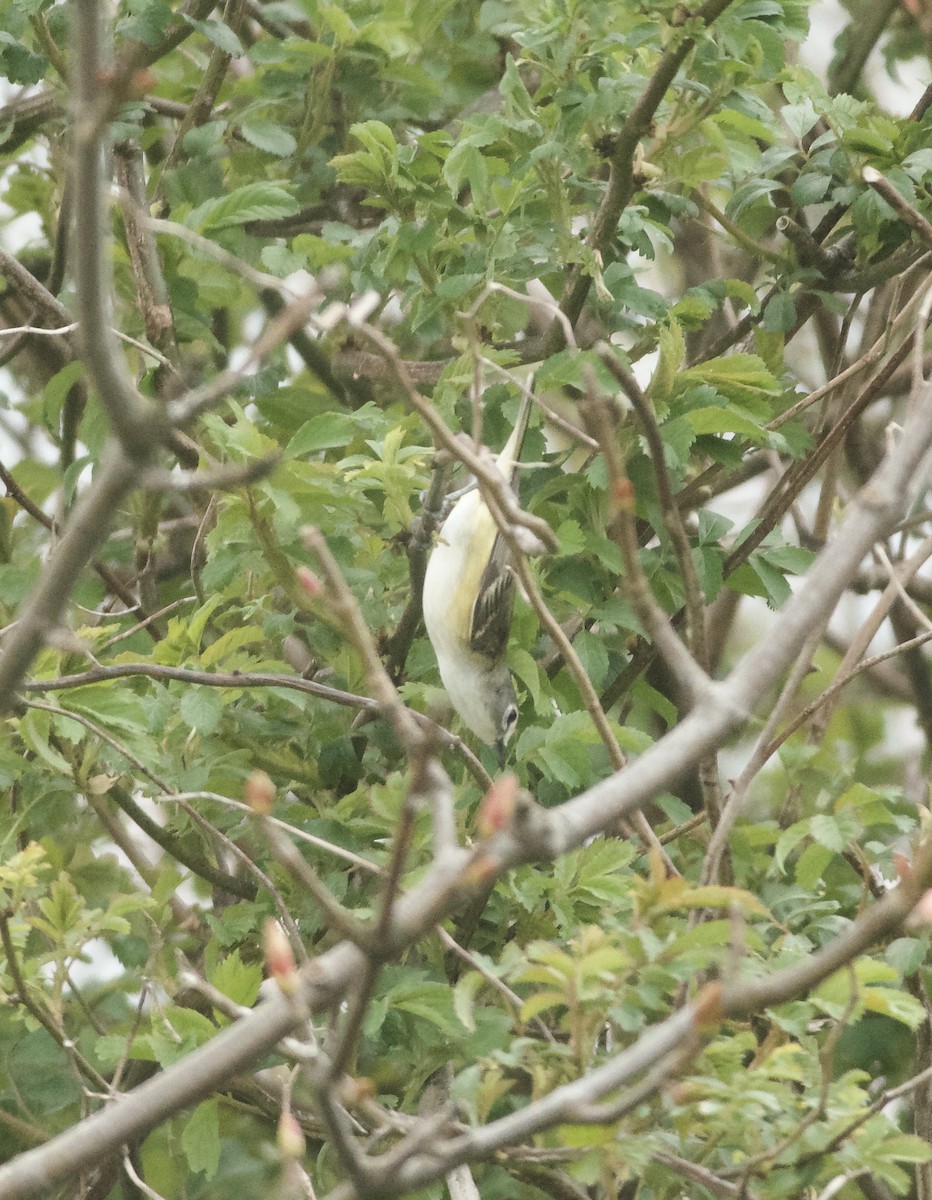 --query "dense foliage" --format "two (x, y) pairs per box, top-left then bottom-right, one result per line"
(0, 1), (931, 1198)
